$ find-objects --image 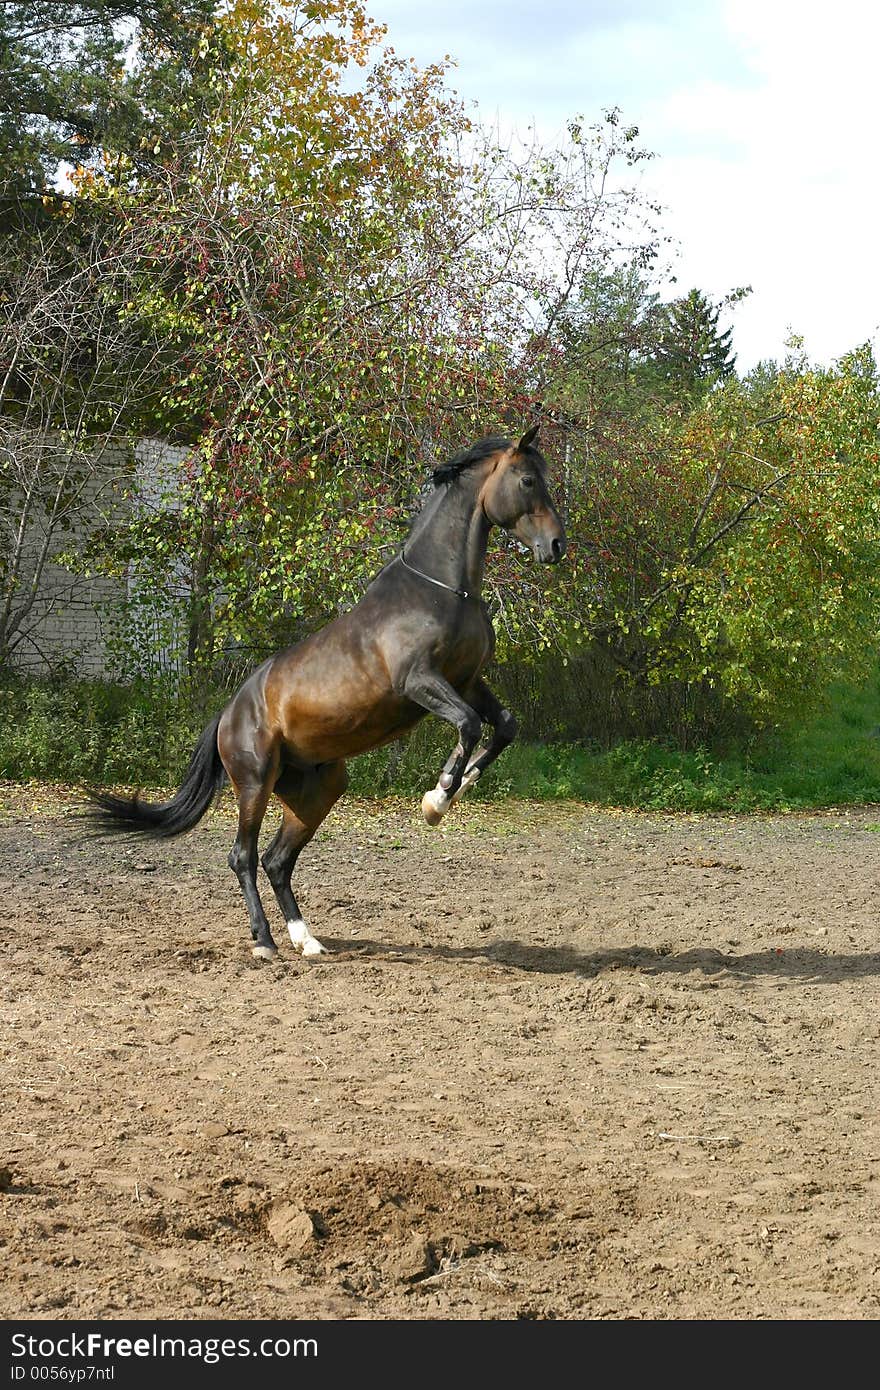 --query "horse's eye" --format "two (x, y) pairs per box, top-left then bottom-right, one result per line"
(520, 475), (536, 490)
